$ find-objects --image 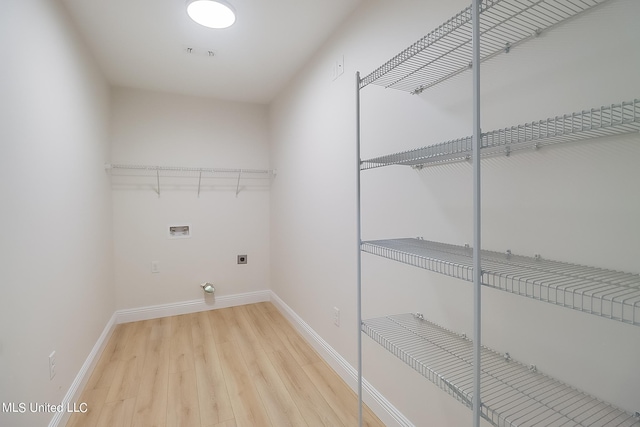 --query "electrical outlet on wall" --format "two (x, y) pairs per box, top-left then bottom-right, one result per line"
(333, 307), (340, 327)
(49, 351), (56, 380)
(331, 55), (344, 81)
